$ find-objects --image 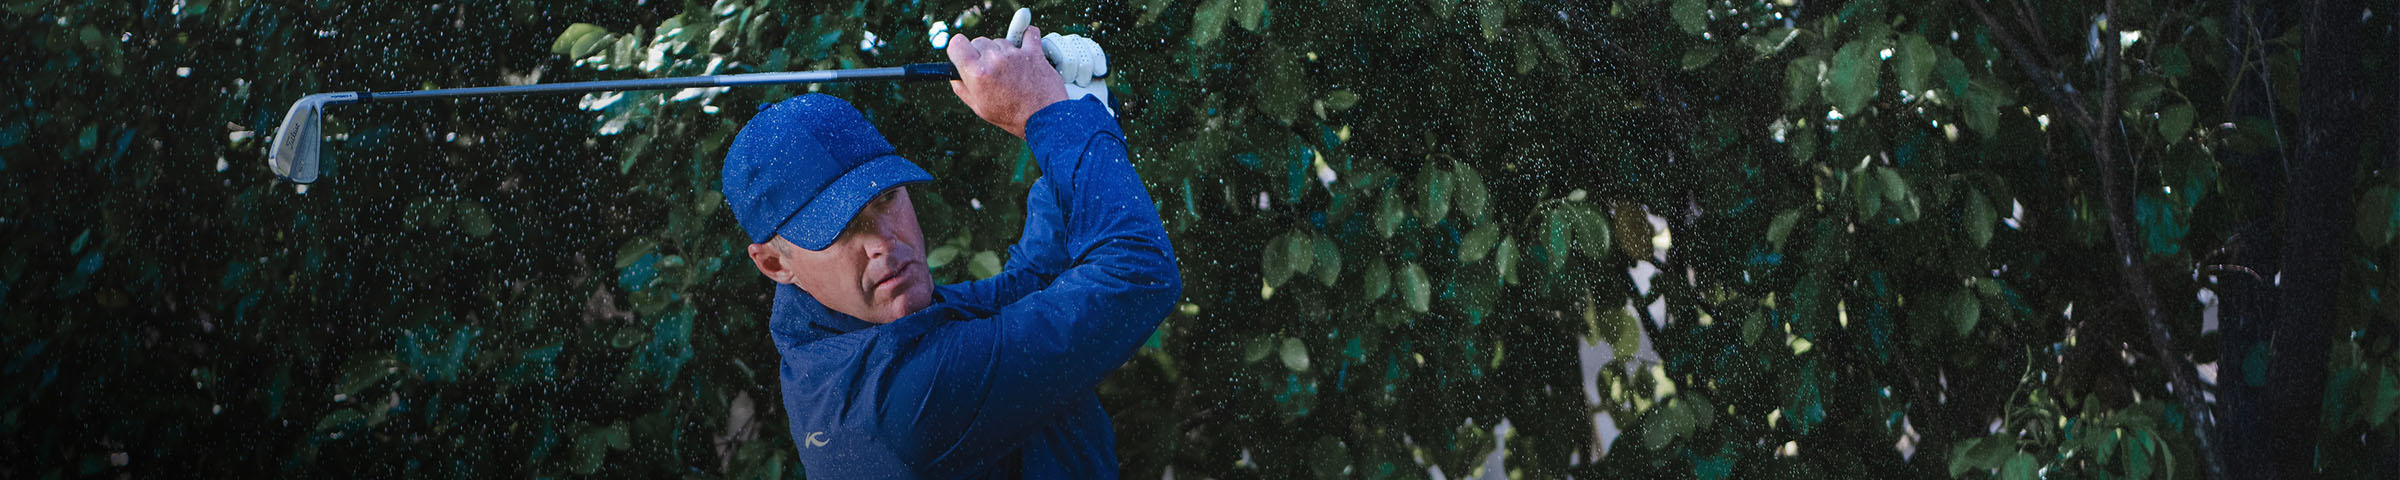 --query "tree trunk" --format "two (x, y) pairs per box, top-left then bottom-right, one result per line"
(2266, 0), (2365, 478)
(2213, 1), (2286, 477)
